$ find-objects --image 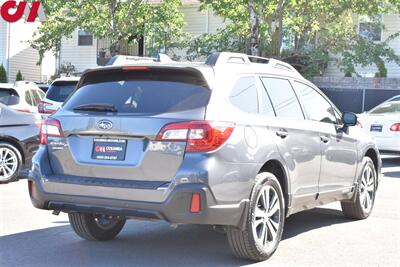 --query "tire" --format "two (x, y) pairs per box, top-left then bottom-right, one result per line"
(68, 212), (126, 241)
(341, 157), (377, 220)
(0, 142), (22, 184)
(227, 172), (285, 261)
